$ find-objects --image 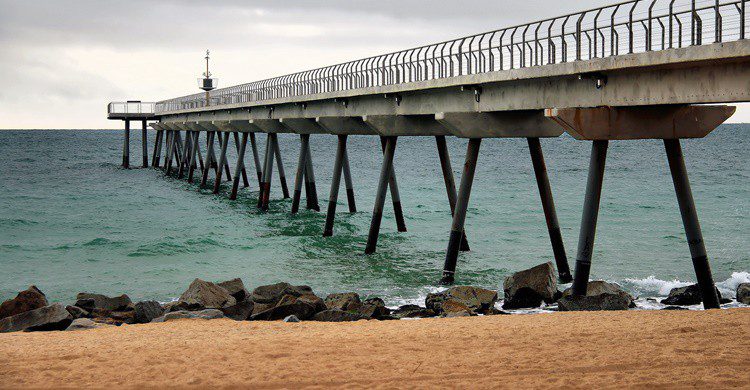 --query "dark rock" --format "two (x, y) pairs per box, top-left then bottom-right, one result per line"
(105, 310), (136, 325)
(0, 303), (73, 333)
(662, 306), (689, 311)
(364, 297), (386, 307)
(217, 278), (250, 302)
(324, 292), (362, 311)
(251, 282), (313, 305)
(427, 286), (498, 315)
(355, 303), (391, 319)
(557, 293), (630, 311)
(178, 279), (236, 310)
(152, 309), (225, 322)
(65, 305), (90, 319)
(75, 298), (96, 312)
(736, 283), (750, 305)
(66, 318), (114, 331)
(562, 281), (636, 308)
(439, 299), (475, 317)
(283, 315), (301, 323)
(392, 305), (436, 319)
(313, 309), (367, 322)
(660, 284), (727, 306)
(250, 301), (318, 321)
(75, 293), (132, 311)
(502, 262), (557, 309)
(221, 299), (254, 321)
(133, 301), (165, 324)
(0, 286), (48, 320)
